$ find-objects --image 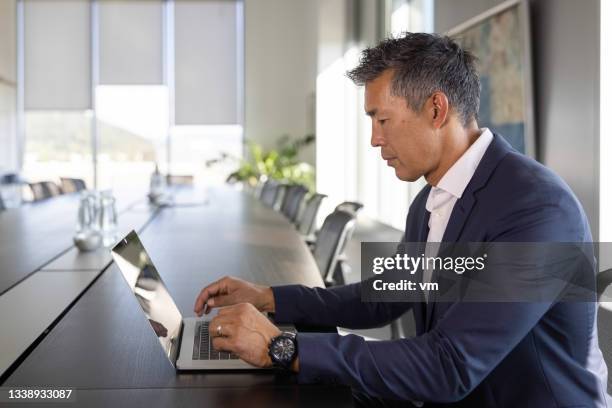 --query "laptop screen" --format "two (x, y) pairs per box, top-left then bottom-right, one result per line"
(111, 230), (183, 360)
